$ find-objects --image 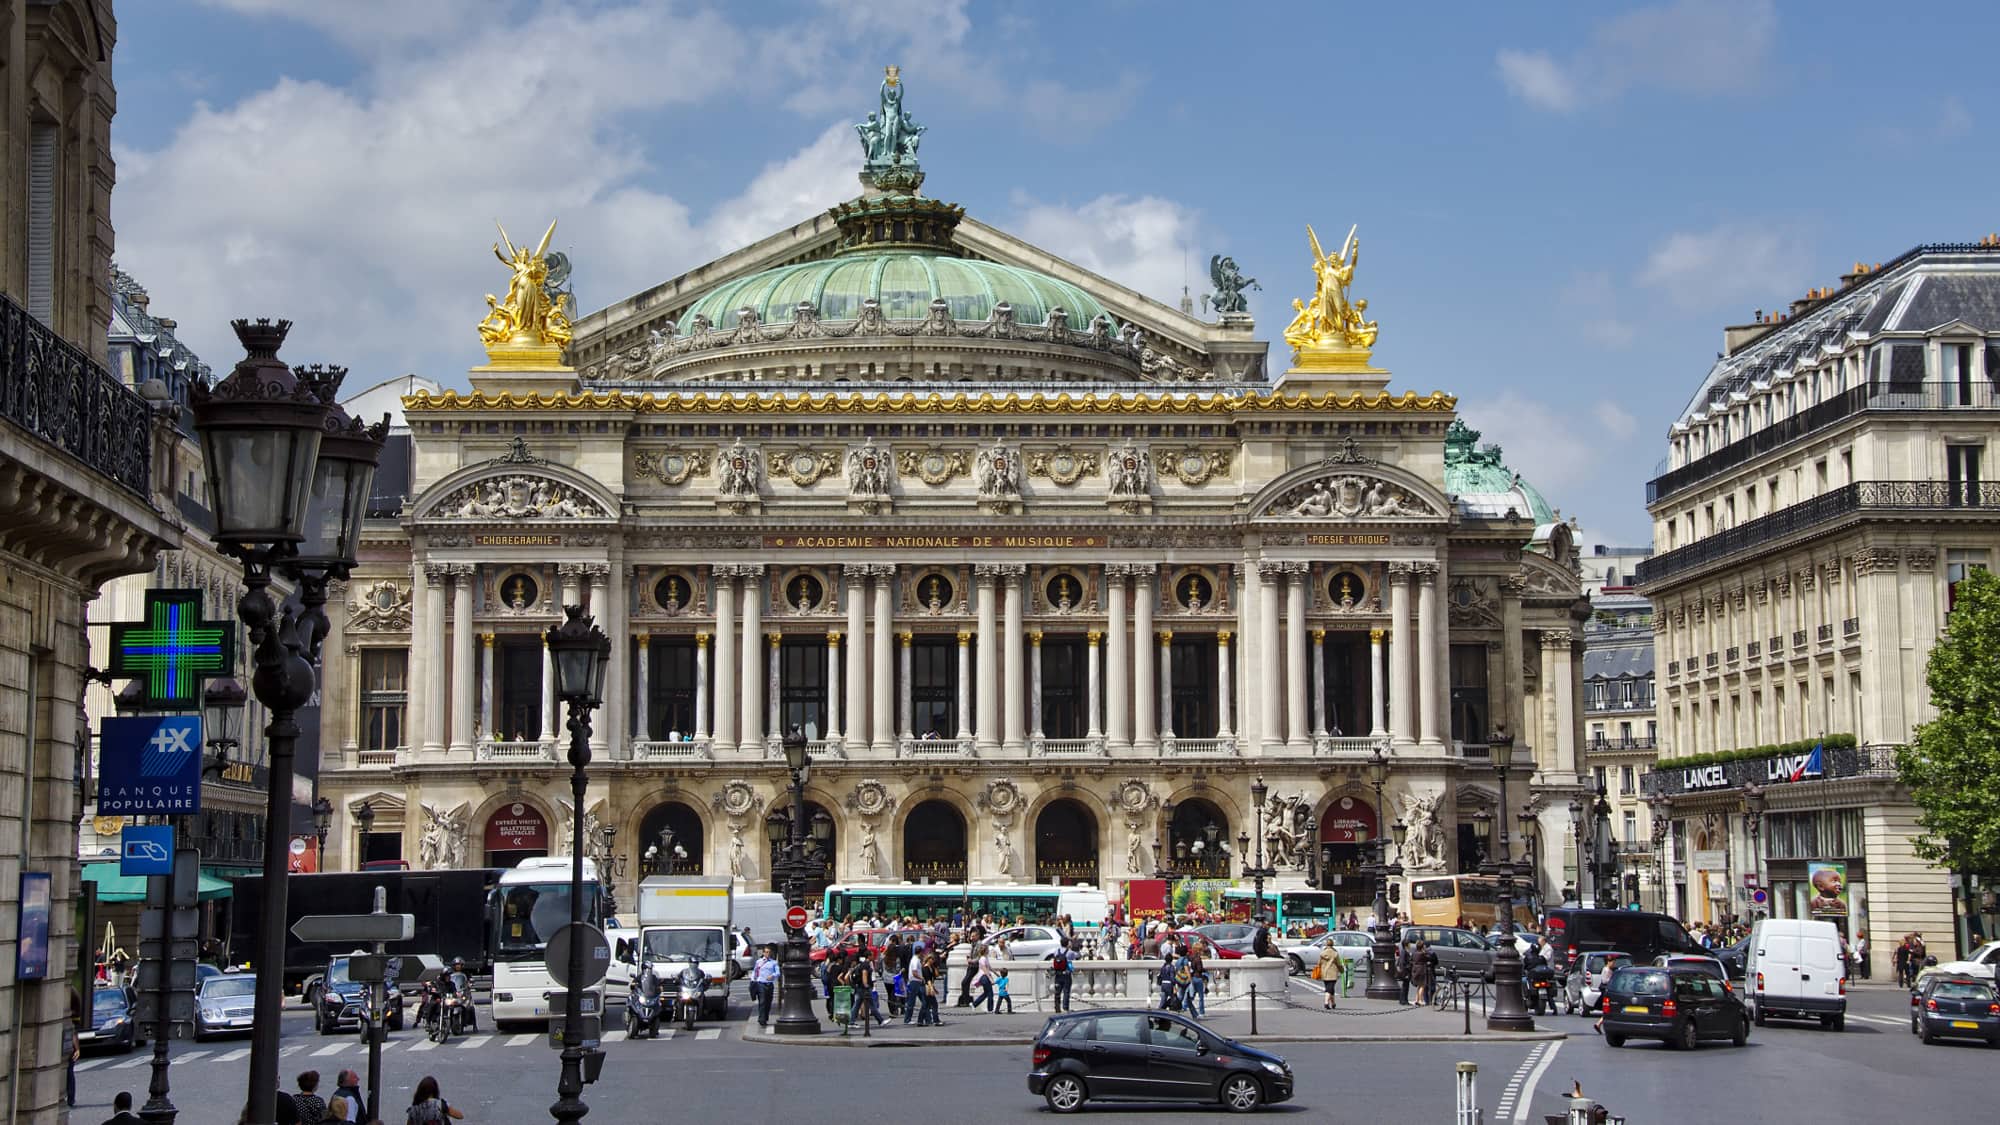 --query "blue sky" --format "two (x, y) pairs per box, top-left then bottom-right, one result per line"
(109, 1), (2000, 542)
